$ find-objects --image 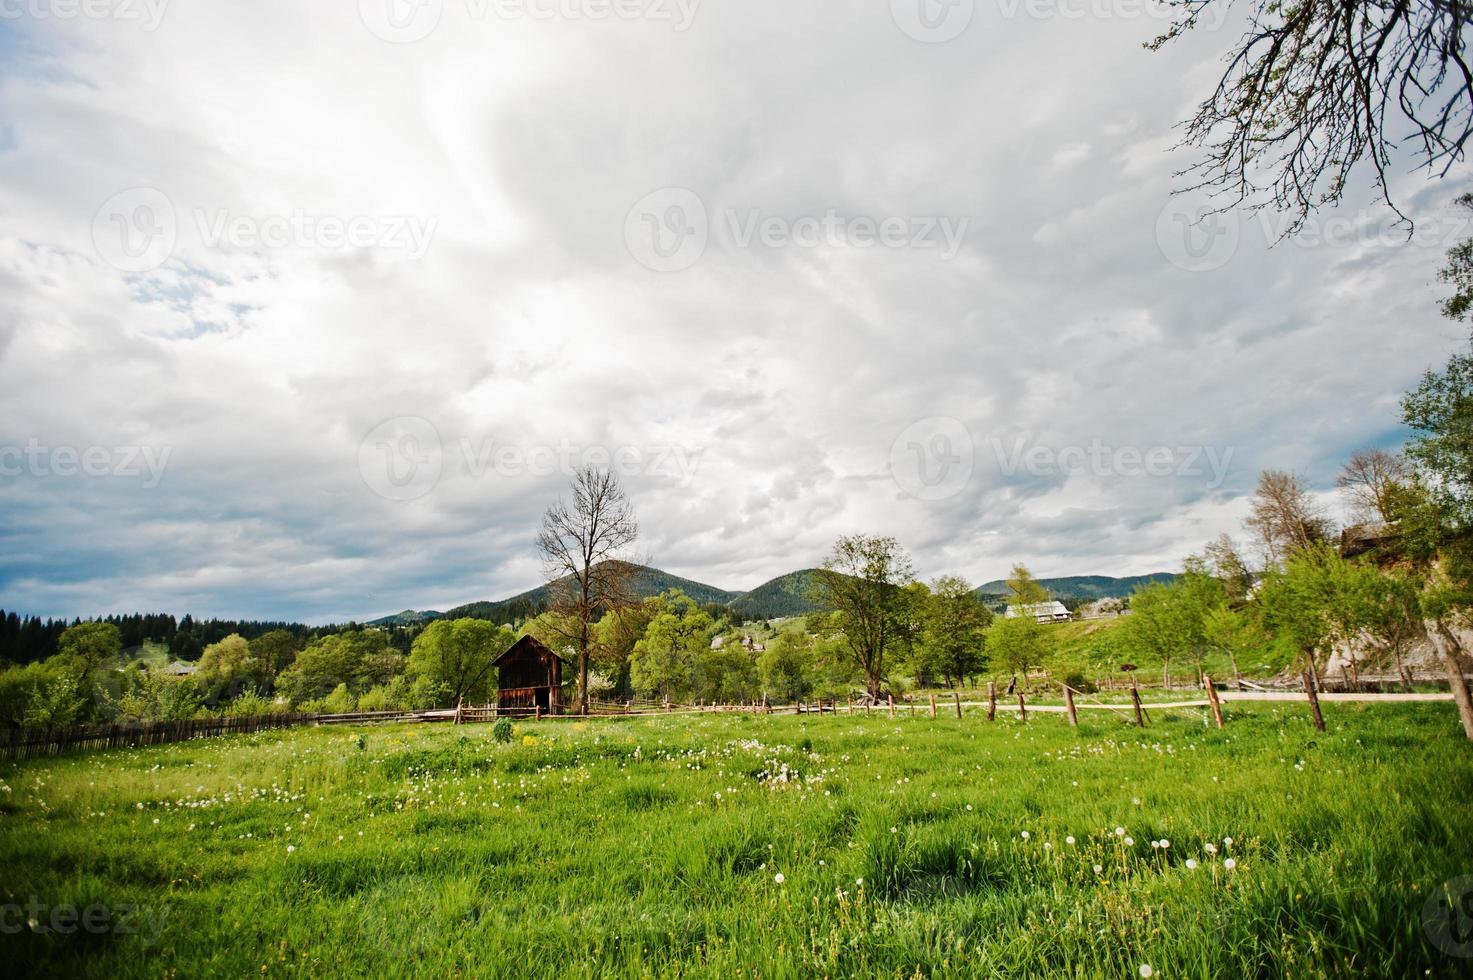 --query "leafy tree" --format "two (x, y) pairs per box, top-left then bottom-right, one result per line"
(692, 645), (760, 704)
(196, 633), (260, 696)
(1201, 604), (1266, 689)
(277, 630), (394, 704)
(407, 618), (515, 707)
(811, 535), (915, 698)
(249, 629), (300, 677)
(56, 622), (121, 676)
(1004, 564), (1049, 609)
(983, 615), (1051, 688)
(757, 632), (815, 702)
(917, 576), (992, 688)
(1125, 568), (1228, 688)
(629, 591), (715, 701)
